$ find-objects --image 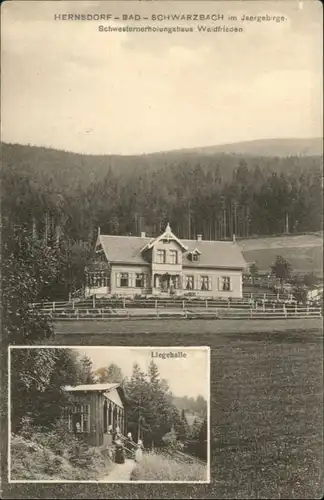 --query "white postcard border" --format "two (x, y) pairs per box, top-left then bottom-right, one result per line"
(8, 345), (211, 484)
